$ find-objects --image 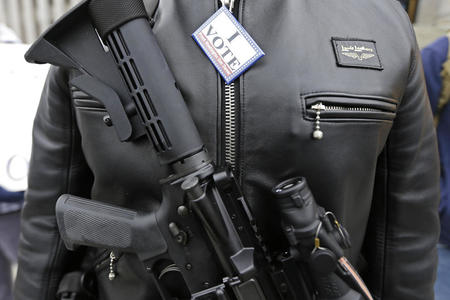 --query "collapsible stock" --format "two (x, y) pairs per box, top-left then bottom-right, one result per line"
(89, 0), (206, 167)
